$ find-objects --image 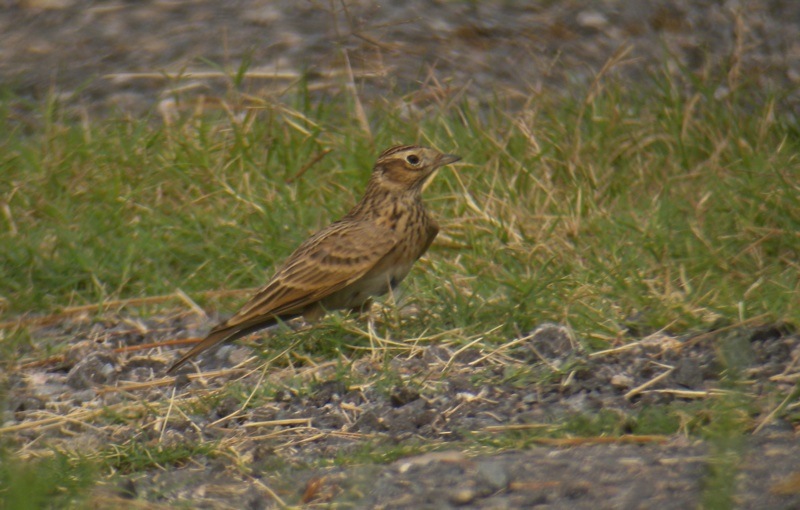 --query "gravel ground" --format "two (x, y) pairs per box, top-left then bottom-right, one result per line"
(3, 1), (800, 508)
(5, 315), (800, 508)
(2, 0), (799, 116)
